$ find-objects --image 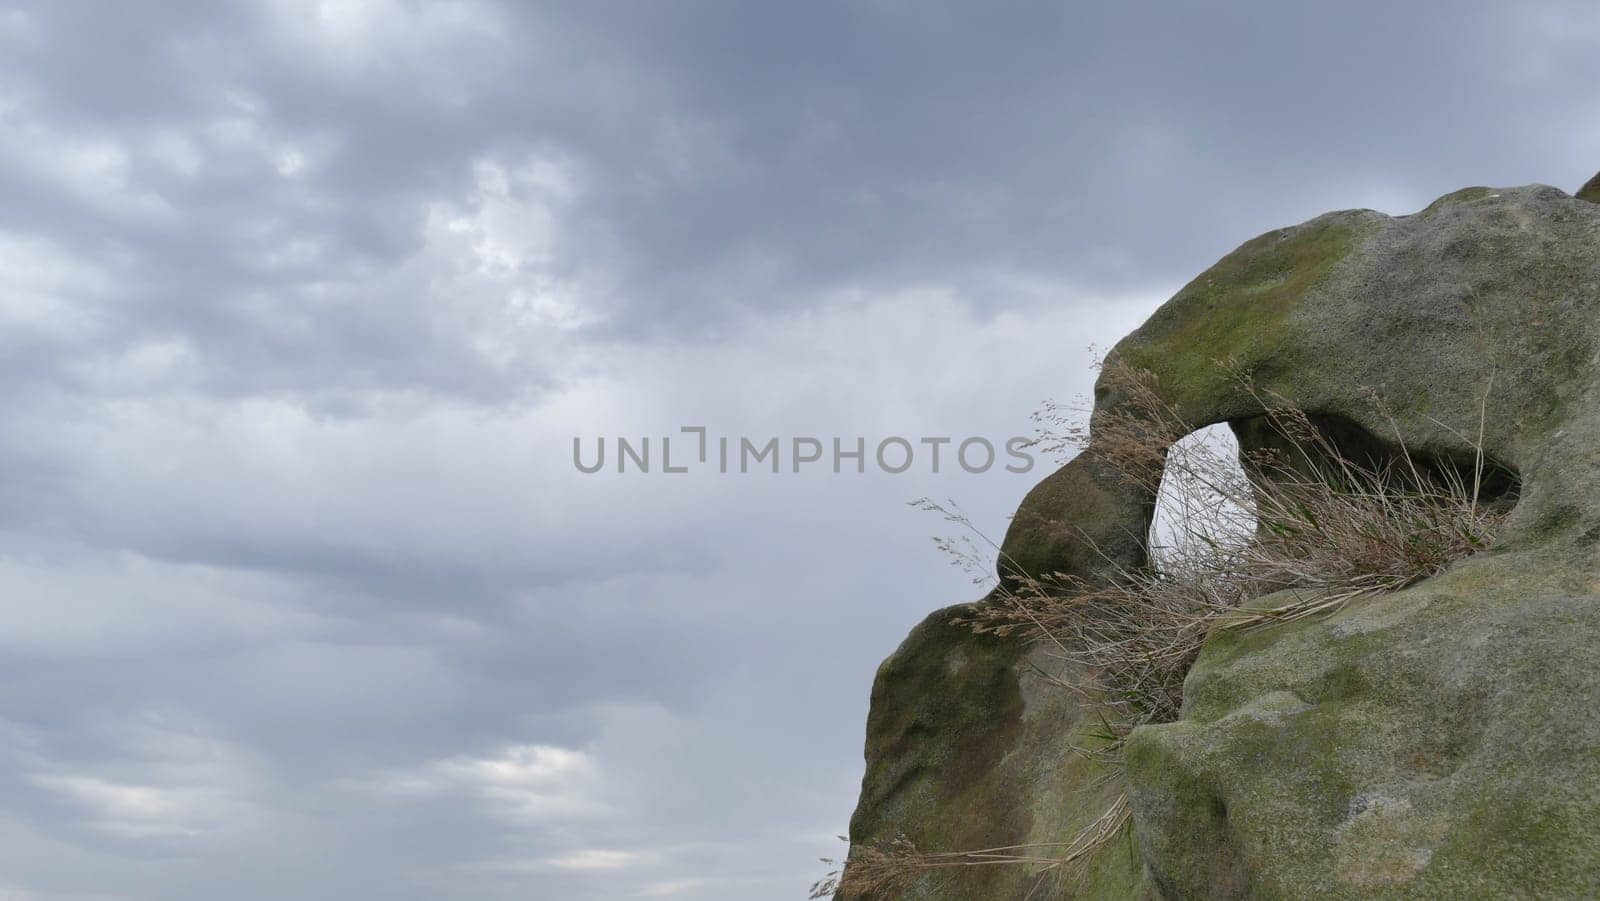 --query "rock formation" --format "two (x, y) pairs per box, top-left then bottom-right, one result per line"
(1579, 170), (1600, 204)
(842, 174), (1600, 898)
